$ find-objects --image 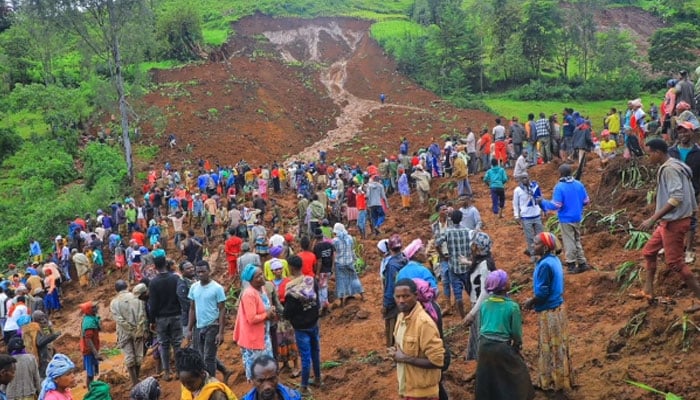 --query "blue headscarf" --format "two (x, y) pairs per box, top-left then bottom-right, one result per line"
(241, 264), (258, 282)
(39, 354), (76, 400)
